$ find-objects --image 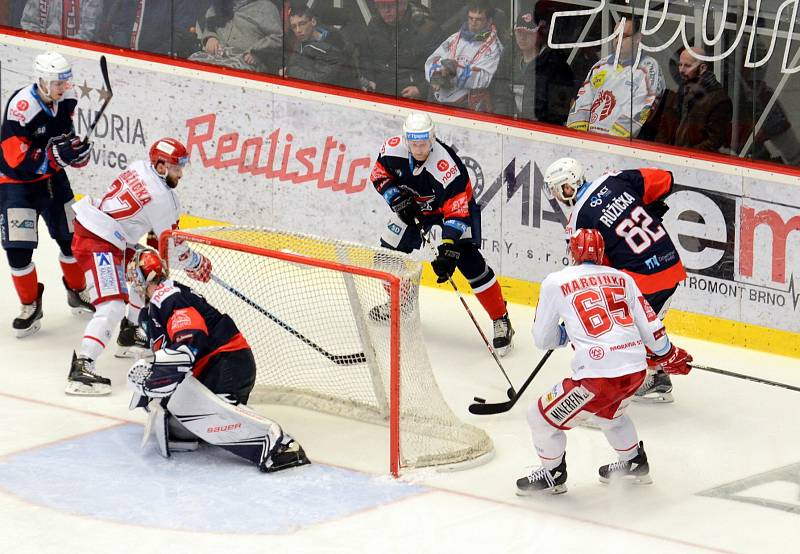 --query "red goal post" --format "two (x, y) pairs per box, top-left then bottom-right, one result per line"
(160, 226), (493, 476)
